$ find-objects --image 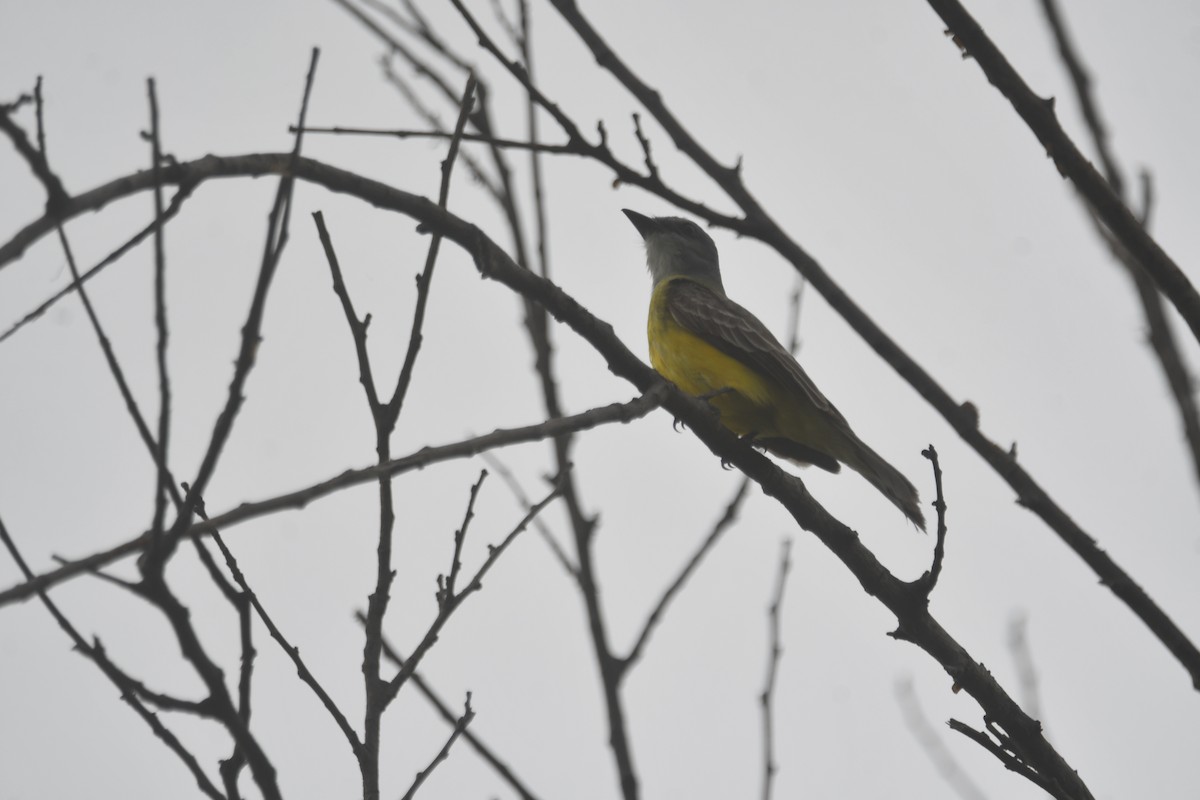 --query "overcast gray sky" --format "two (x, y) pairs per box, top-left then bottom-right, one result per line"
(2, 1), (1199, 798)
